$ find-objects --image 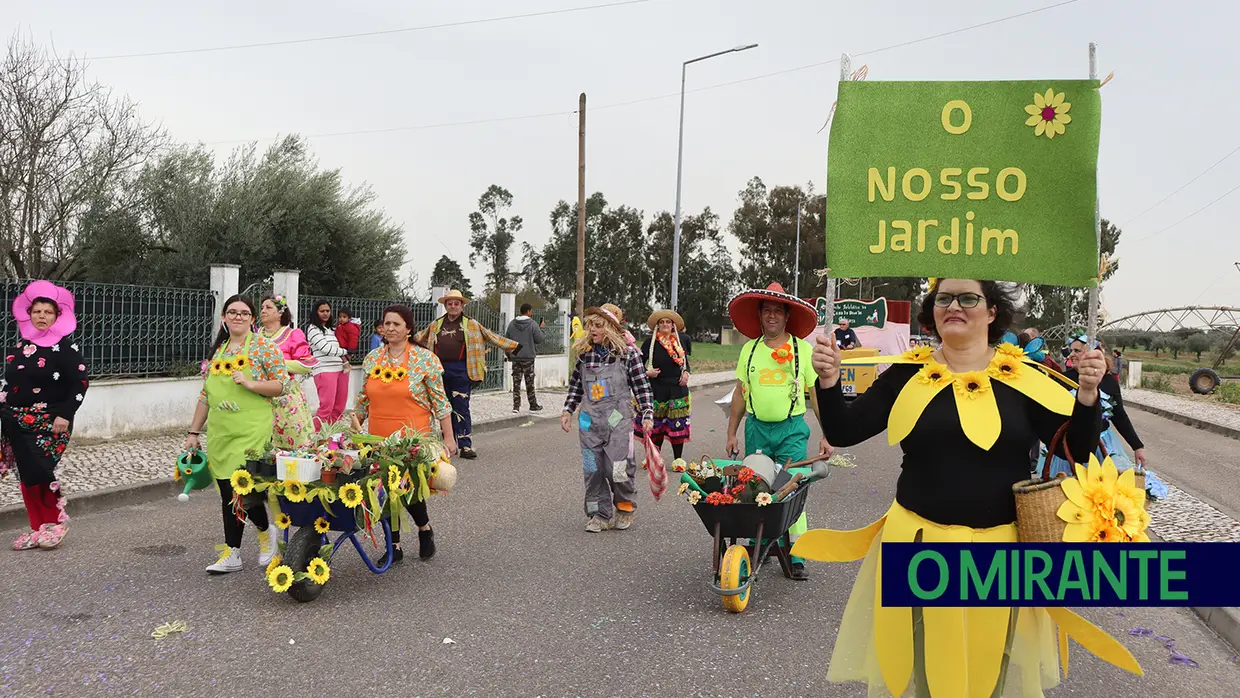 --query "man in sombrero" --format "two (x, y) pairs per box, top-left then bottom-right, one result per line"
(417, 289), (520, 459)
(724, 282), (831, 580)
